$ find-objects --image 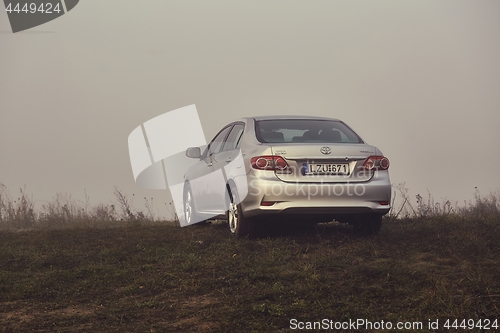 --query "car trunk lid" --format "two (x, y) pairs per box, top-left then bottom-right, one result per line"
(270, 144), (377, 183)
